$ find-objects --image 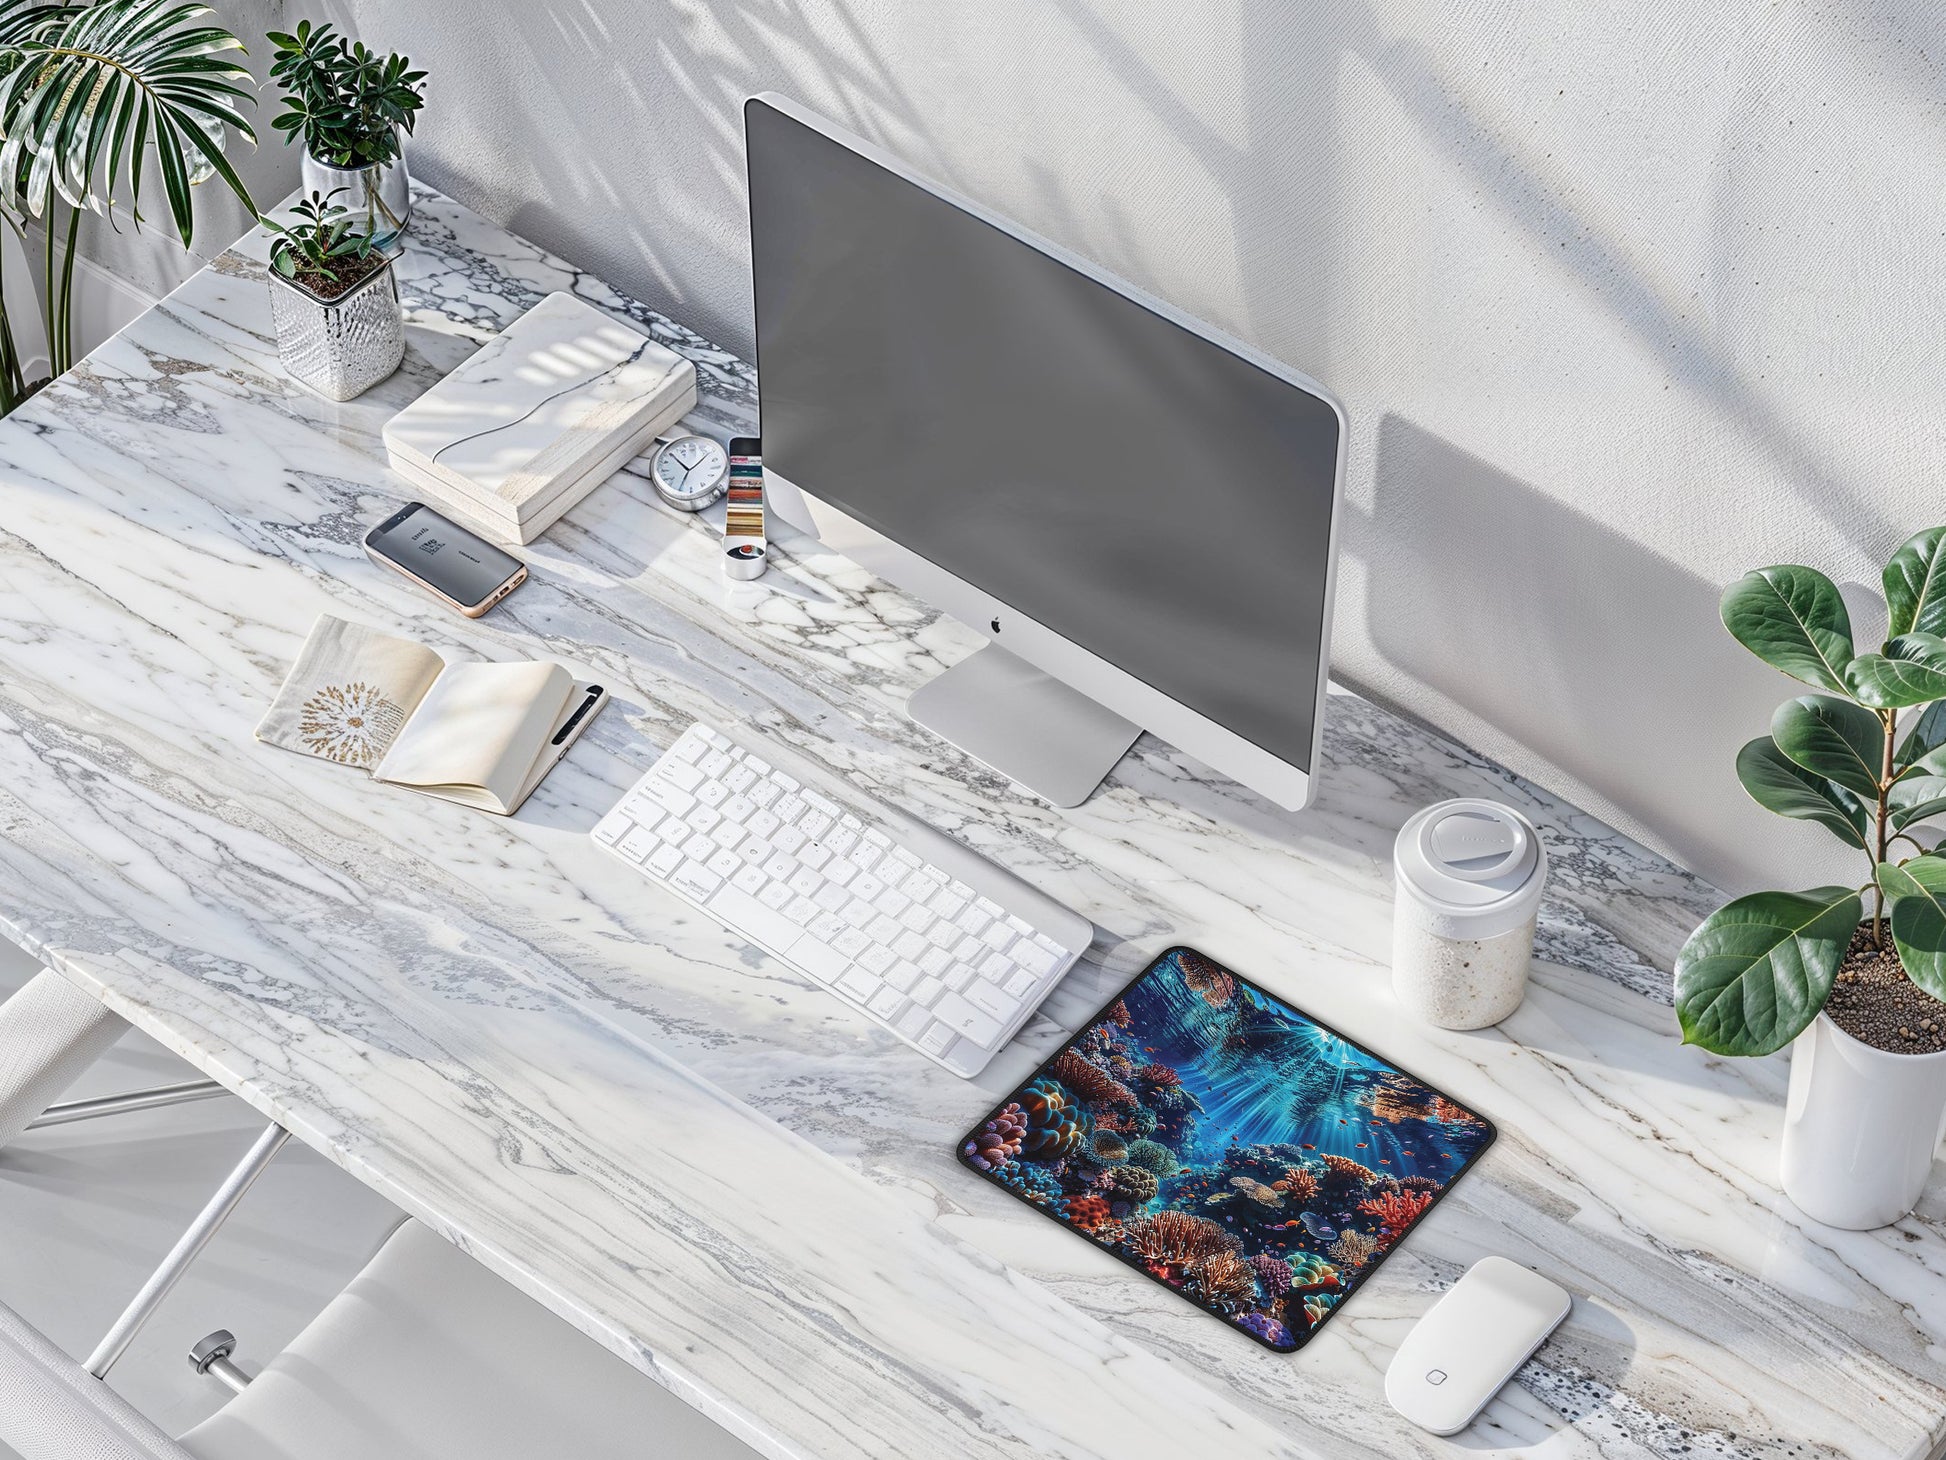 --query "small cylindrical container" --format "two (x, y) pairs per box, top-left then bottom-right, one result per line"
(1392, 799), (1548, 1030)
